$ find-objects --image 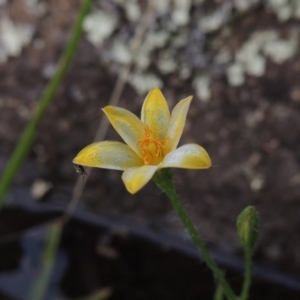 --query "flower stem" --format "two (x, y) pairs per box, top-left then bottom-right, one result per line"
(152, 169), (237, 300)
(239, 246), (252, 300)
